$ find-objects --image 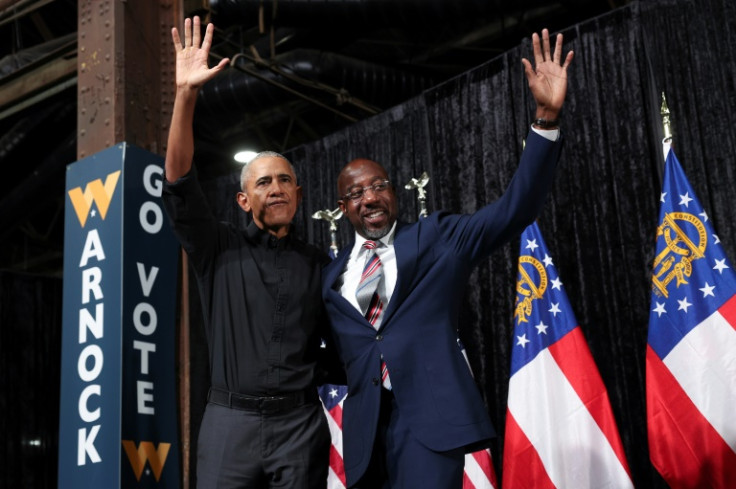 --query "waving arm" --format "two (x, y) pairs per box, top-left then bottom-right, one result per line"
(165, 16), (230, 182)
